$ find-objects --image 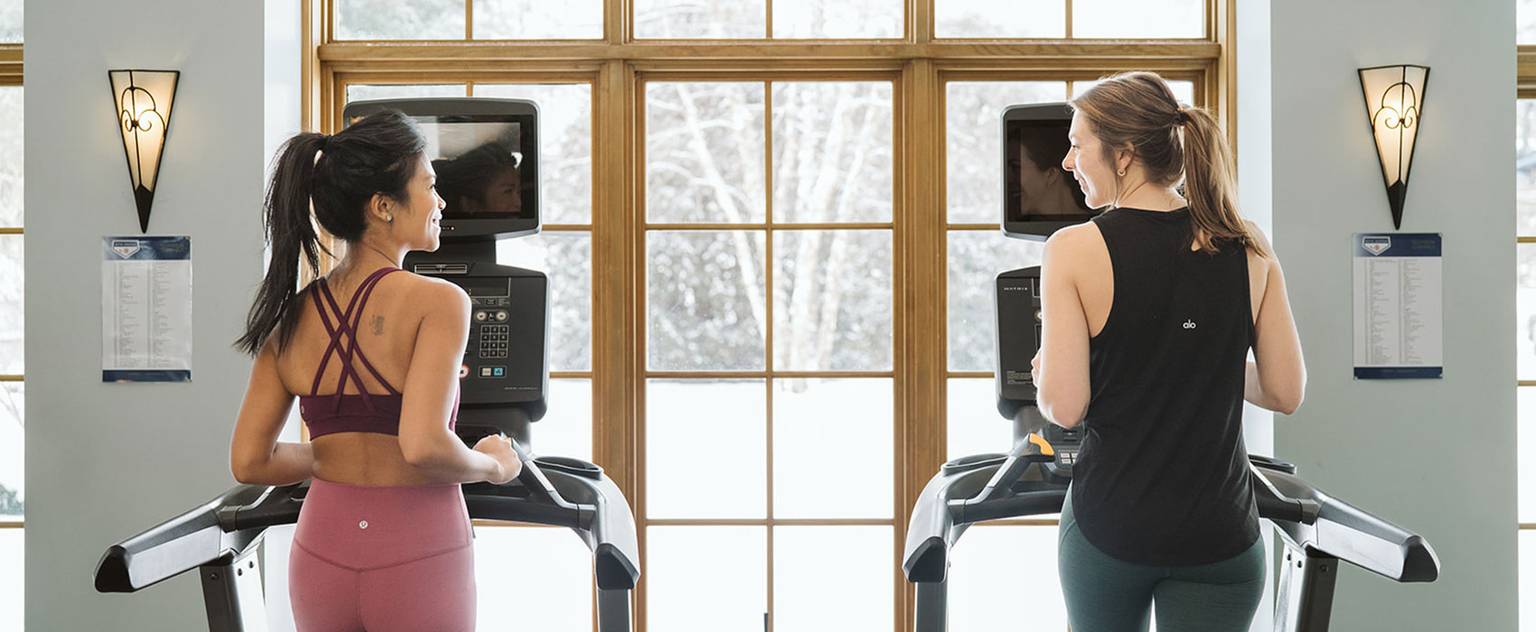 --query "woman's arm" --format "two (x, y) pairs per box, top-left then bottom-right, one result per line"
(1035, 224), (1095, 429)
(396, 282), (513, 484)
(1246, 253), (1306, 414)
(230, 338), (313, 486)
